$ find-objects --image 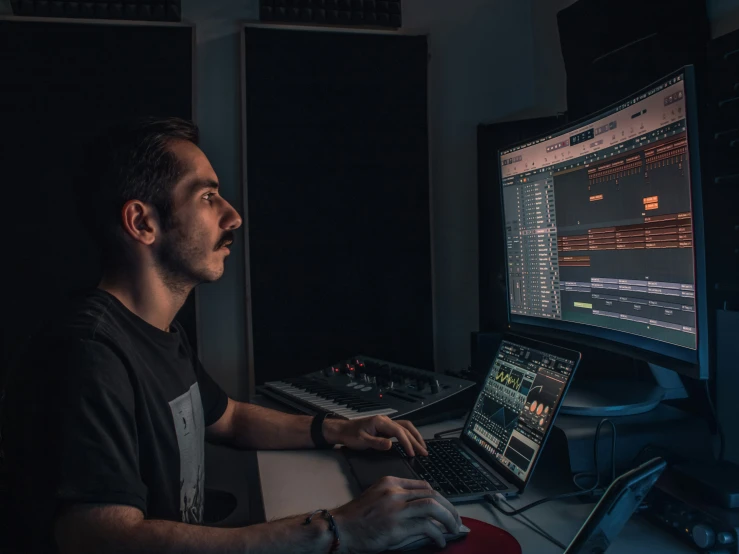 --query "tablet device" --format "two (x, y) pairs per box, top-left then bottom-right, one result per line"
(565, 457), (667, 554)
